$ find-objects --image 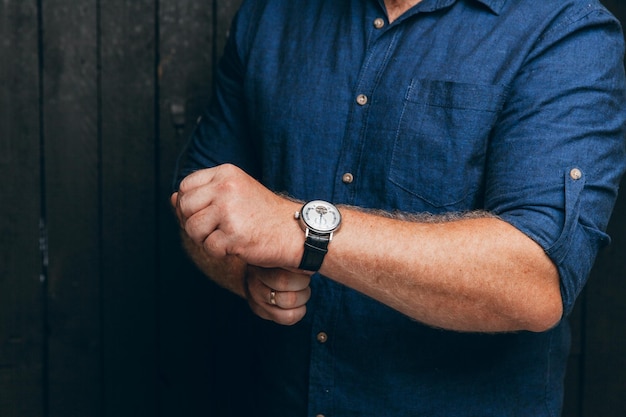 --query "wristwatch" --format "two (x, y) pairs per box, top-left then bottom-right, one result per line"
(295, 200), (342, 271)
